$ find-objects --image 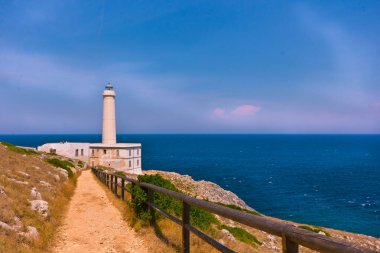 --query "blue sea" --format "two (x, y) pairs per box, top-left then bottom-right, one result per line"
(1, 134), (379, 237)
